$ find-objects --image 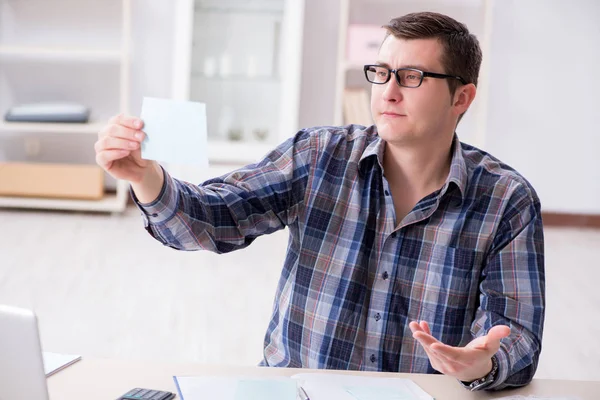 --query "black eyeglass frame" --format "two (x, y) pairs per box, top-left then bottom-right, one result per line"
(363, 64), (468, 87)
